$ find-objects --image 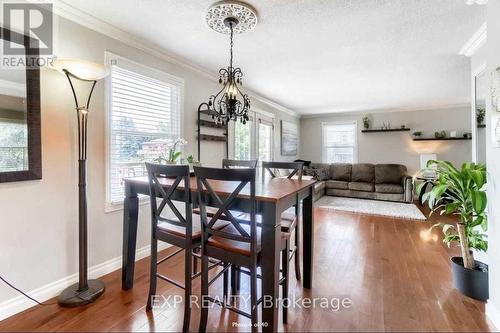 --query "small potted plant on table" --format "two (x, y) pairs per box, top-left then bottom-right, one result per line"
(155, 138), (187, 165)
(419, 160), (488, 301)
